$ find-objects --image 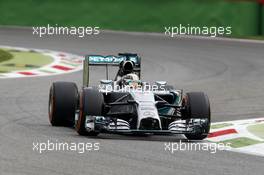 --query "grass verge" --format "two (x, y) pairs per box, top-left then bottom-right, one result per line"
(221, 137), (263, 148)
(0, 48), (53, 73)
(247, 123), (264, 139)
(0, 0), (262, 37)
(211, 123), (233, 129)
(0, 49), (13, 63)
